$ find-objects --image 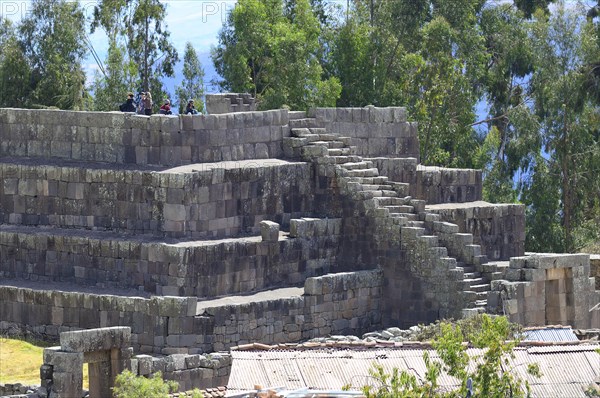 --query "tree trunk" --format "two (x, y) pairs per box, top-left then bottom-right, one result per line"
(143, 14), (149, 92)
(561, 112), (573, 252)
